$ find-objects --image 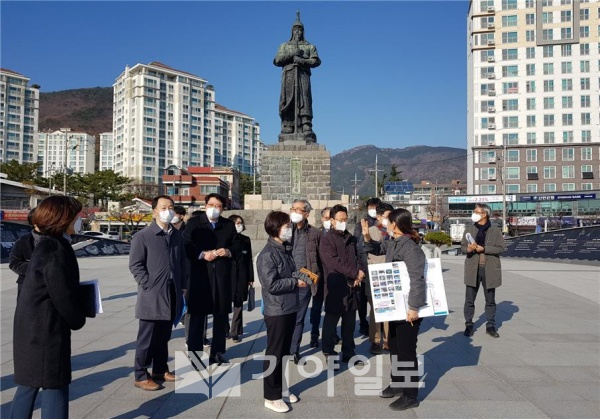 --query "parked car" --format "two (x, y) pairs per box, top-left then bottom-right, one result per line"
(80, 231), (119, 240)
